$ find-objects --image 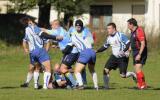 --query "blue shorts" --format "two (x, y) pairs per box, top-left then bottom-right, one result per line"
(78, 49), (96, 65)
(29, 48), (50, 65)
(61, 53), (79, 68)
